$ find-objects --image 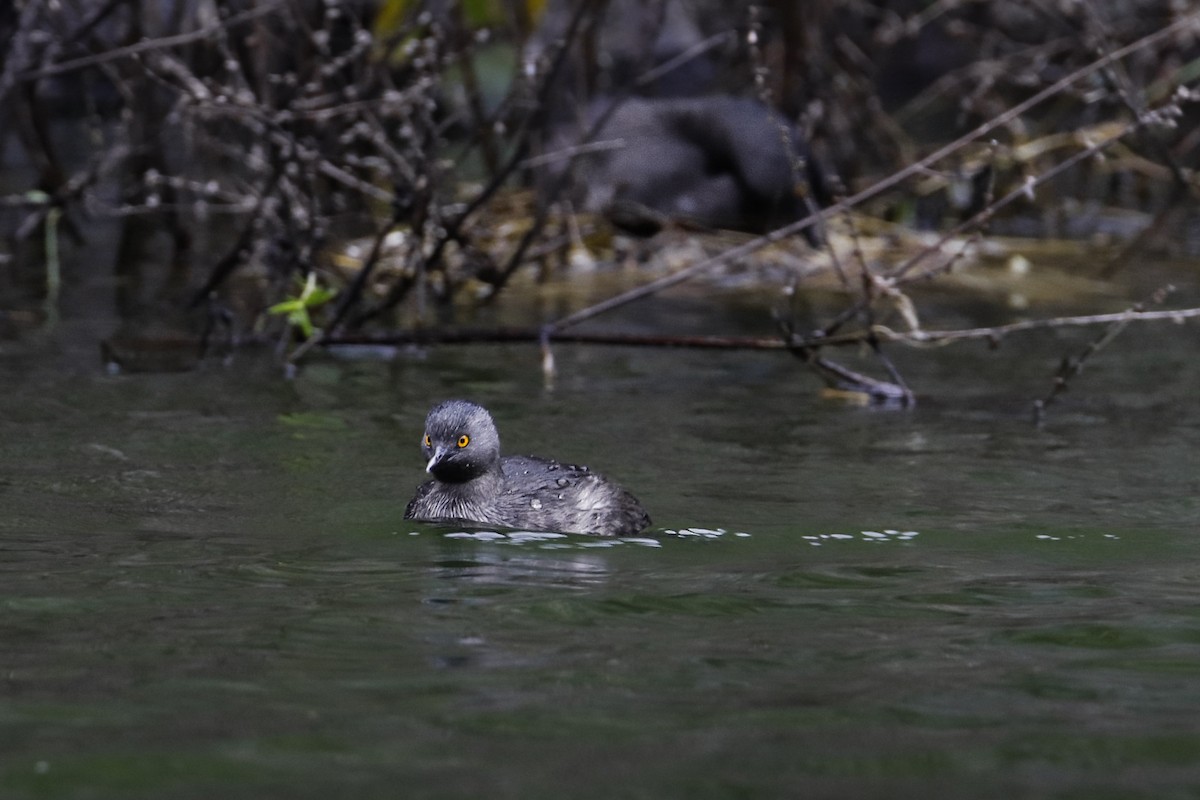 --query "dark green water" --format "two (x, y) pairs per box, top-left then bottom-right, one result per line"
(3, 285), (1200, 799)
